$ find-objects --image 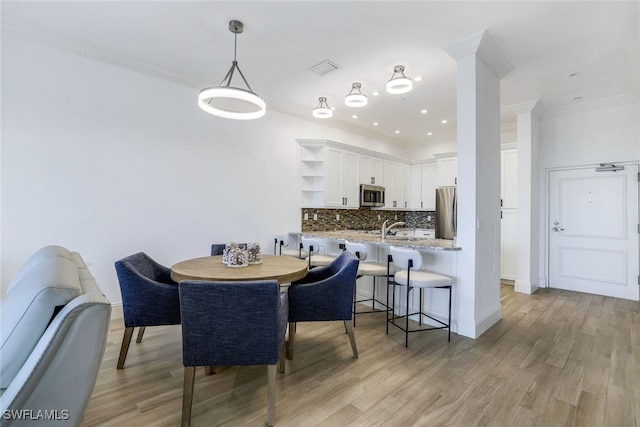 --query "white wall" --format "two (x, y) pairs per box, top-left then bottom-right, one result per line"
(0, 34), (405, 303)
(540, 103), (640, 169)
